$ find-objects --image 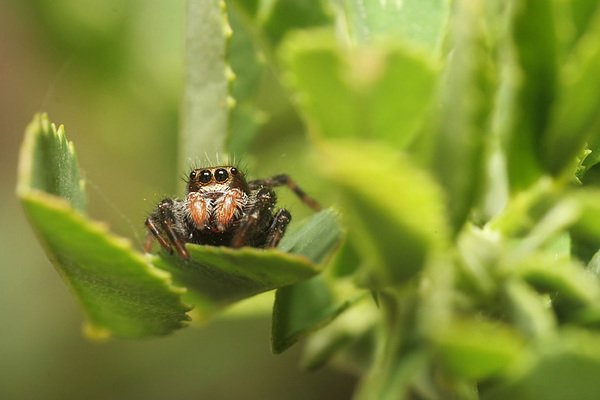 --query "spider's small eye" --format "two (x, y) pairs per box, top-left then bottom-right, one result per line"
(189, 170), (197, 180)
(215, 168), (229, 182)
(199, 170), (212, 183)
(230, 167), (238, 175)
